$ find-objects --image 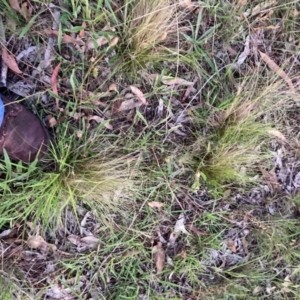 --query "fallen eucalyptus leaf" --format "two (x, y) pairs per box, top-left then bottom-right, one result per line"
(130, 86), (148, 105)
(2, 48), (22, 74)
(152, 242), (165, 273)
(44, 29), (84, 45)
(148, 201), (164, 208)
(259, 50), (295, 92)
(9, 0), (21, 12)
(162, 76), (194, 86)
